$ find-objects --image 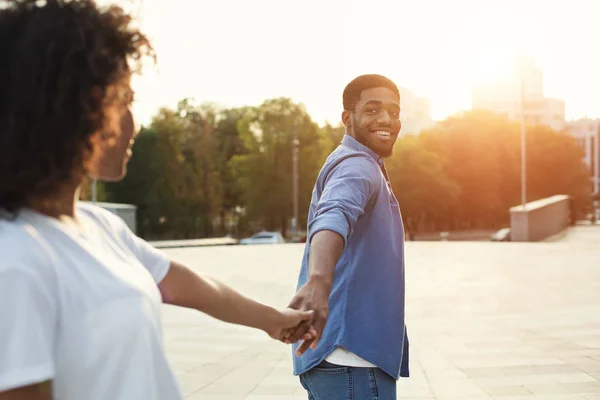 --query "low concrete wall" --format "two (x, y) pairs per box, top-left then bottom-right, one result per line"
(510, 195), (570, 242)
